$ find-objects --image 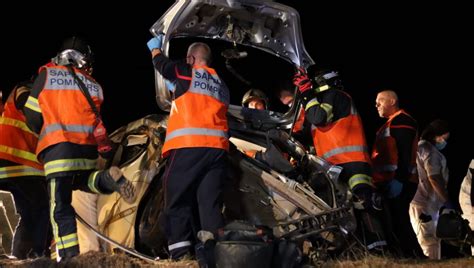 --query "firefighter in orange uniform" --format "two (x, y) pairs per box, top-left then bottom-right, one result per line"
(24, 37), (136, 261)
(372, 89), (423, 258)
(148, 34), (229, 264)
(293, 68), (387, 252)
(0, 82), (50, 258)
